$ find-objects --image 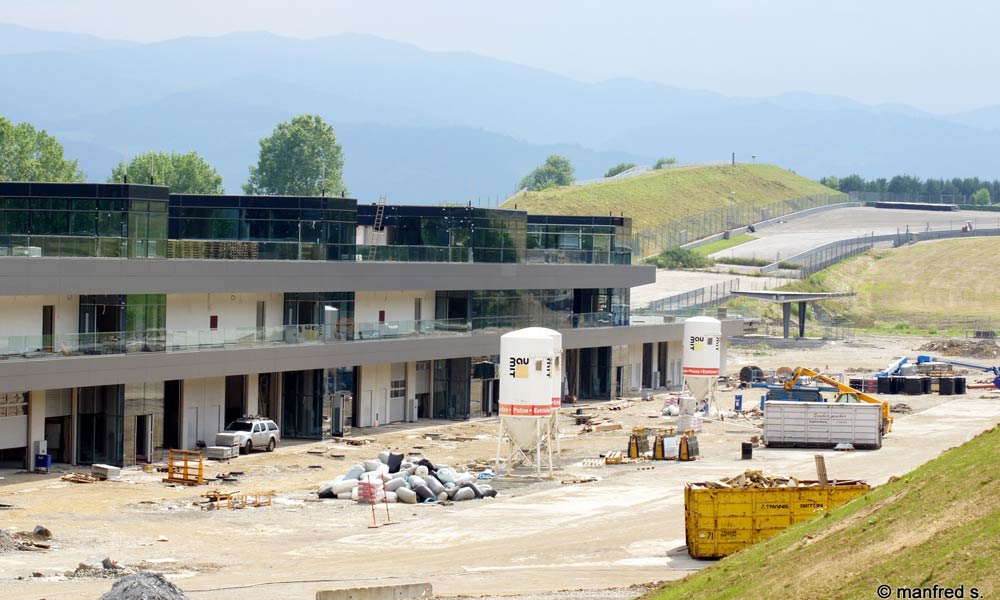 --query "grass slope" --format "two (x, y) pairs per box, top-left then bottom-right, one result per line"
(501, 164), (835, 233)
(739, 238), (1000, 331)
(692, 234), (757, 256)
(646, 426), (1000, 600)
